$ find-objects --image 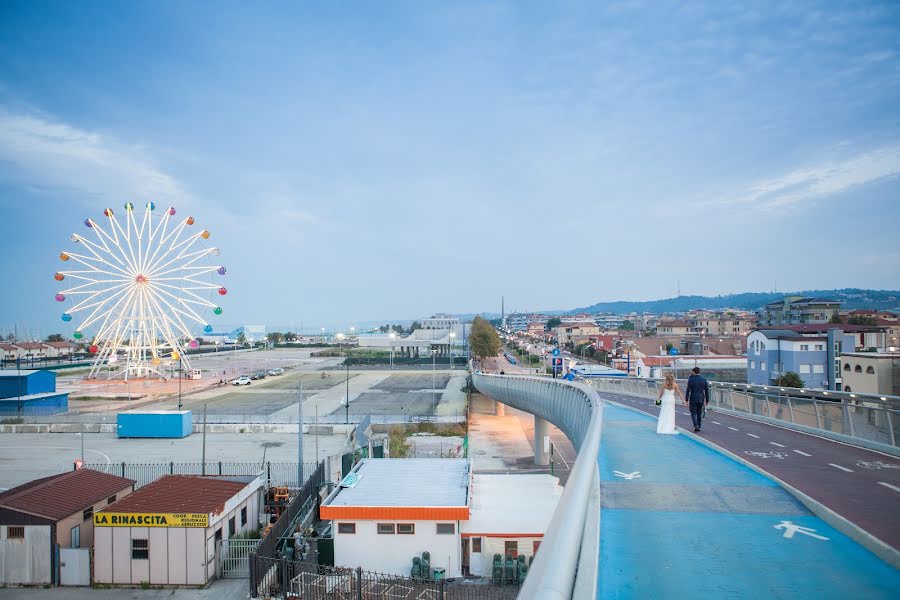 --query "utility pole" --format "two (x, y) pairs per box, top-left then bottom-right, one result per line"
(298, 380), (304, 487)
(201, 403), (207, 475)
(178, 354), (183, 411)
(432, 349), (437, 417)
(345, 362), (350, 424)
